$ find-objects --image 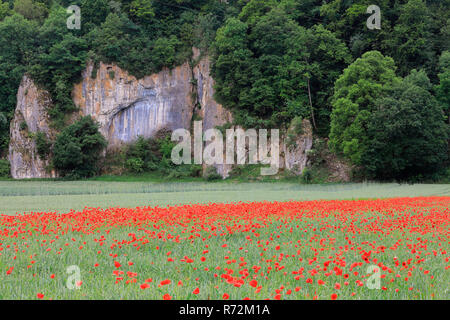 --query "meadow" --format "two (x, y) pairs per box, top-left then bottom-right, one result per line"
(0, 181), (449, 215)
(0, 196), (448, 300)
(0, 182), (448, 300)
